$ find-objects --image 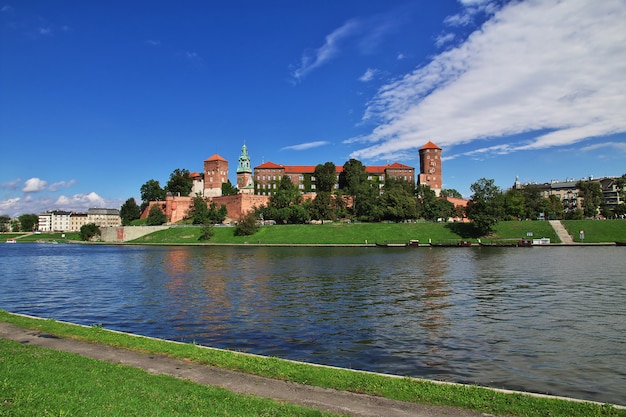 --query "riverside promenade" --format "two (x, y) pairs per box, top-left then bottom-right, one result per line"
(0, 321), (488, 417)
